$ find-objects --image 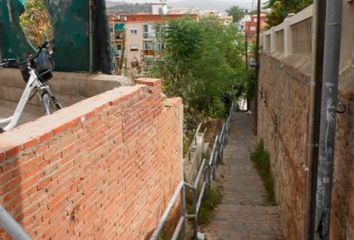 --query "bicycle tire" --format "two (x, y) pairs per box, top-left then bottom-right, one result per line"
(52, 96), (64, 110)
(42, 93), (64, 115)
